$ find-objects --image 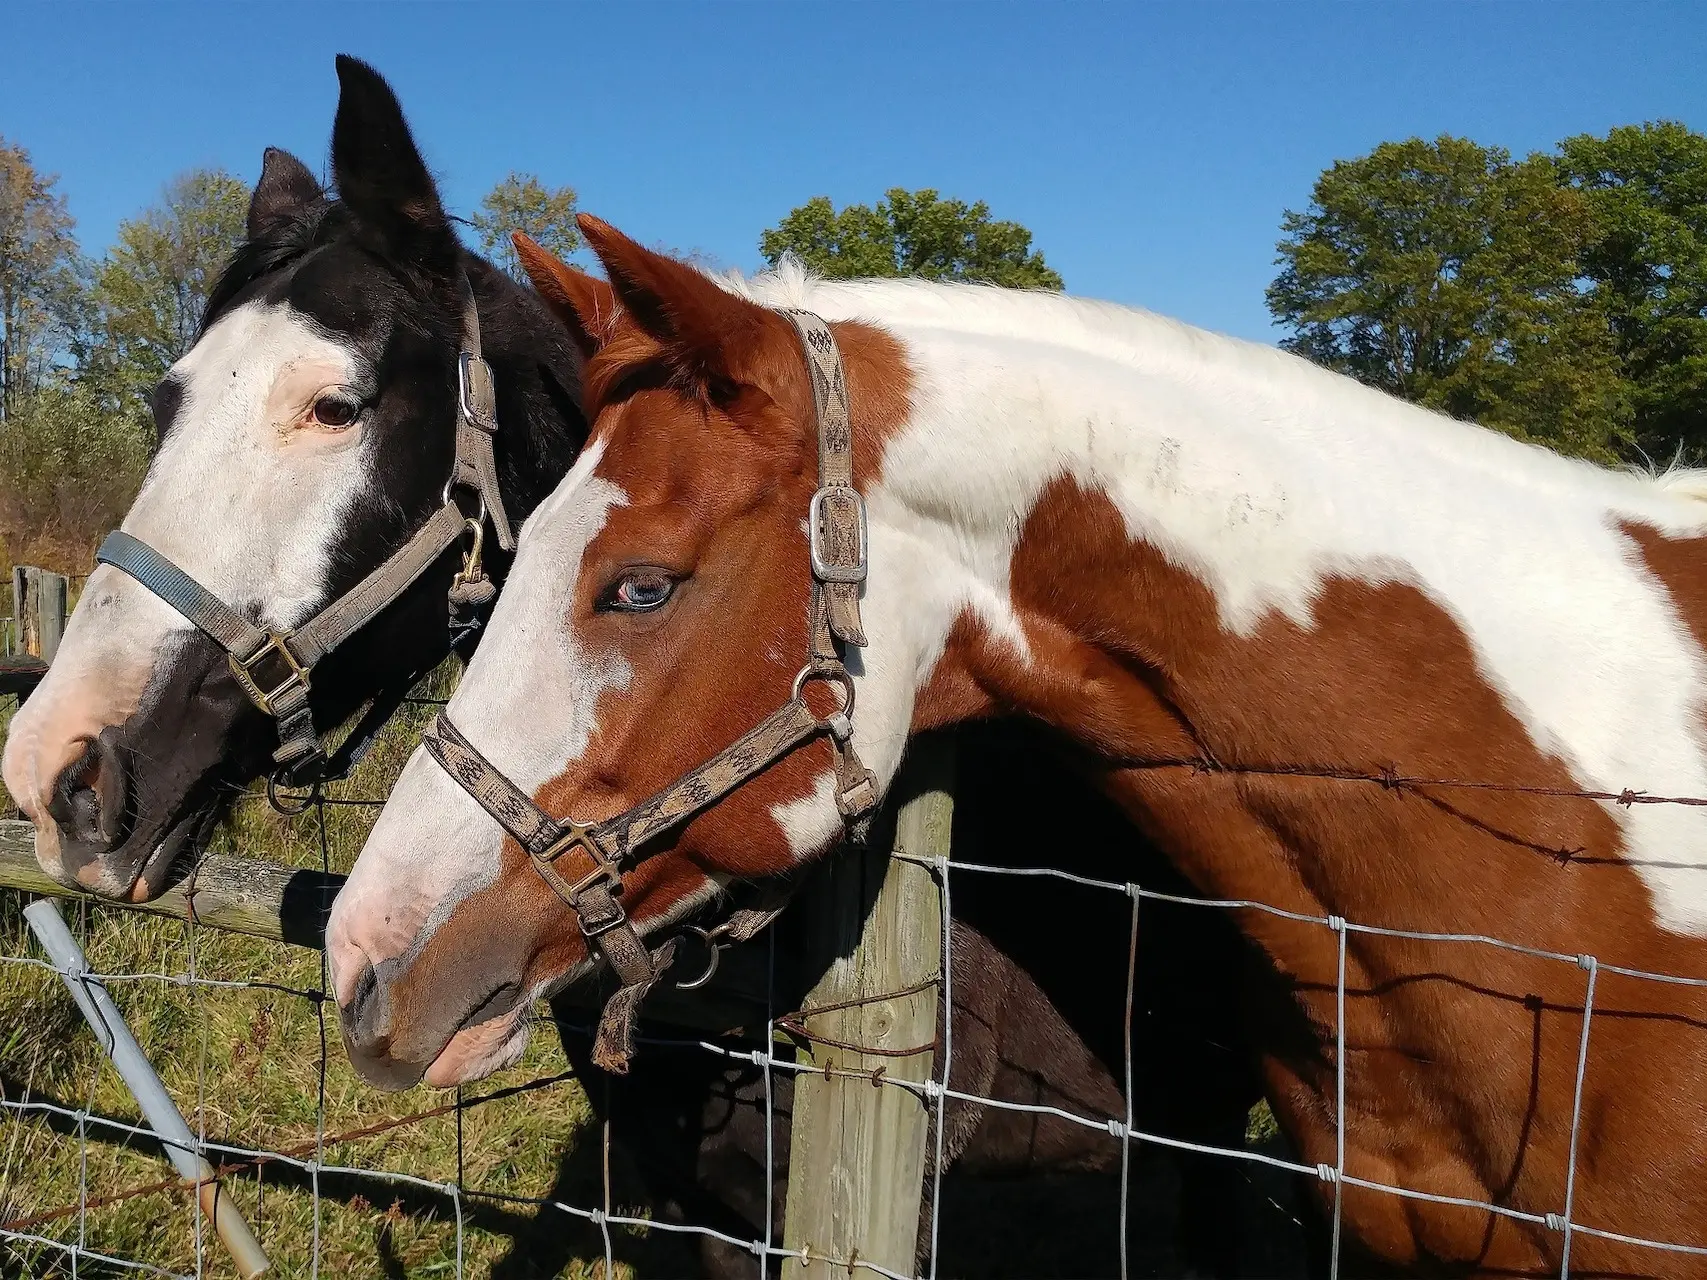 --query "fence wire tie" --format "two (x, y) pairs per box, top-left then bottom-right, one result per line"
(1317, 1163), (1339, 1184)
